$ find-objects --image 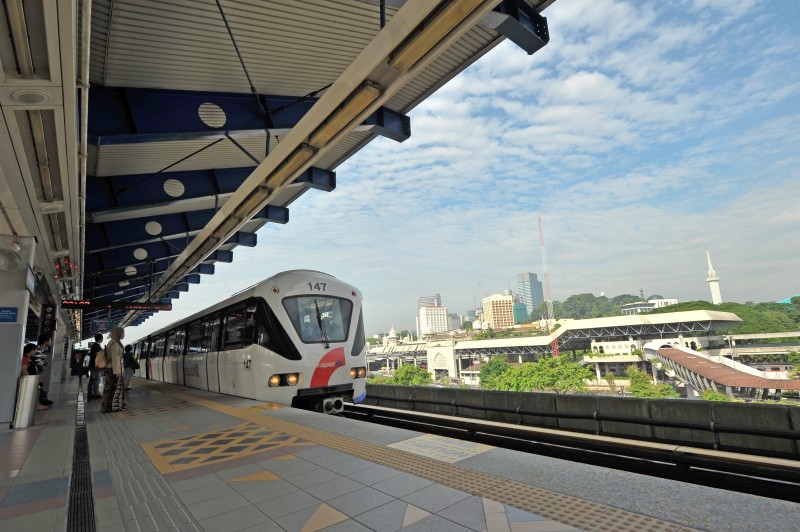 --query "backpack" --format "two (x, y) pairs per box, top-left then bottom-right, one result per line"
(95, 348), (108, 369)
